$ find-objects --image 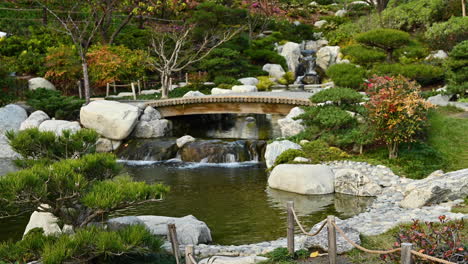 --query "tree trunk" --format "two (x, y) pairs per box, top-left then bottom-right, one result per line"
(161, 72), (171, 99)
(81, 57), (91, 104)
(388, 142), (398, 159)
(462, 0), (466, 17)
